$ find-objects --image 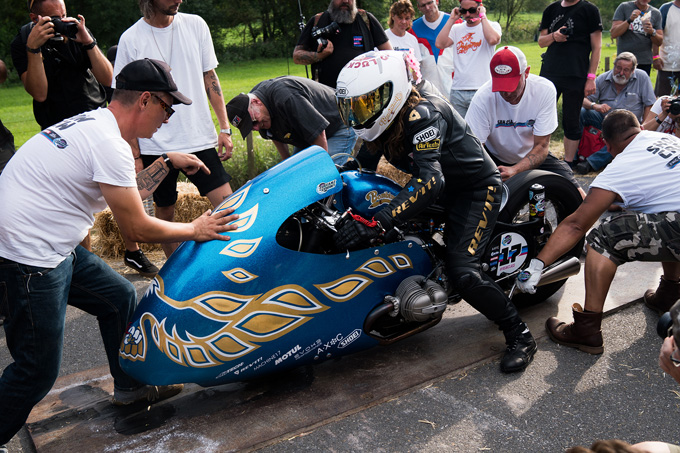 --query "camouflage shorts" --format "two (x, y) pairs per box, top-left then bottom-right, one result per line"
(587, 211), (680, 266)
